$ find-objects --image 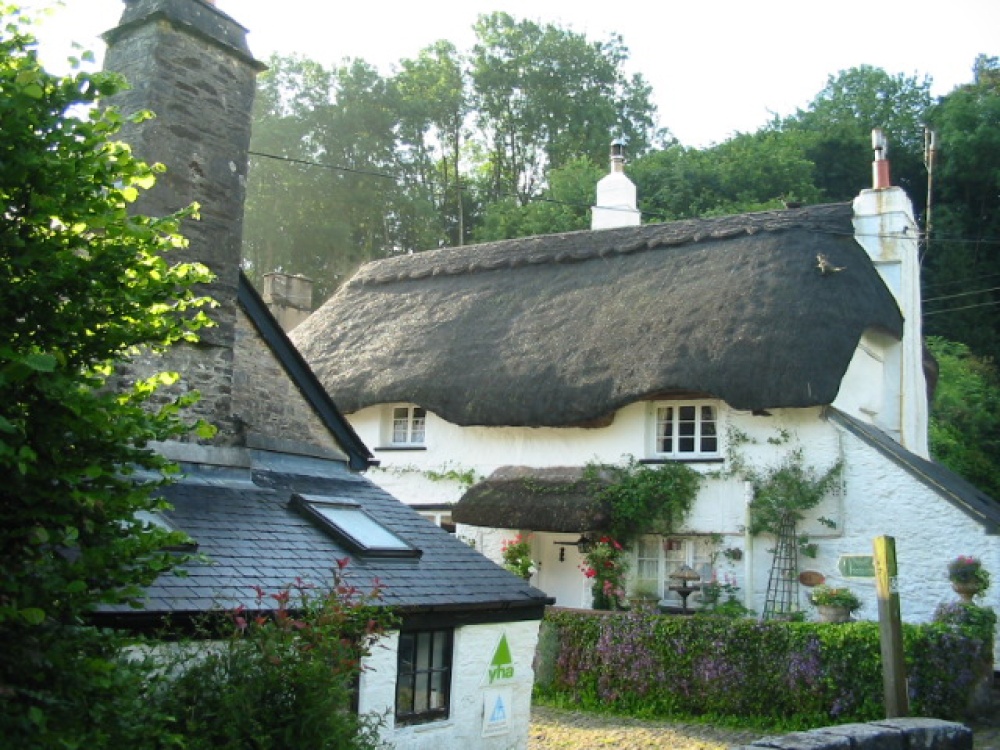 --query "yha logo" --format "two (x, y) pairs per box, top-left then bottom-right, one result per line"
(488, 664), (515, 684)
(484, 633), (516, 685)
